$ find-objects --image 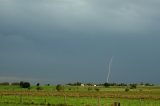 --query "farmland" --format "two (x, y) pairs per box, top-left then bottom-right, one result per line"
(0, 85), (160, 106)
